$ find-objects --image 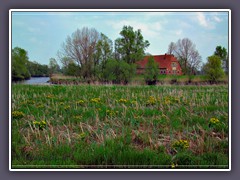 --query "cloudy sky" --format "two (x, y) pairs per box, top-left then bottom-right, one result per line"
(11, 10), (229, 66)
